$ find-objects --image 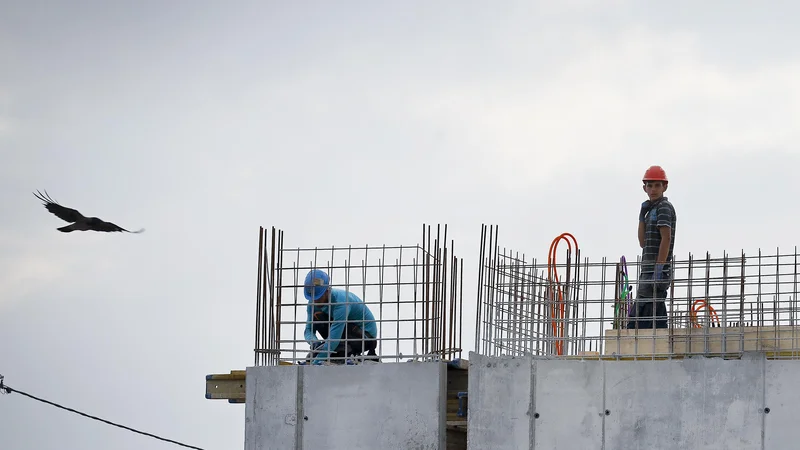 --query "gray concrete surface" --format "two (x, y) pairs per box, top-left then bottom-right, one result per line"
(764, 359), (800, 448)
(535, 358), (605, 448)
(468, 351), (797, 450)
(245, 362), (447, 450)
(466, 355), (532, 450)
(604, 354), (764, 449)
(245, 364), (300, 450)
